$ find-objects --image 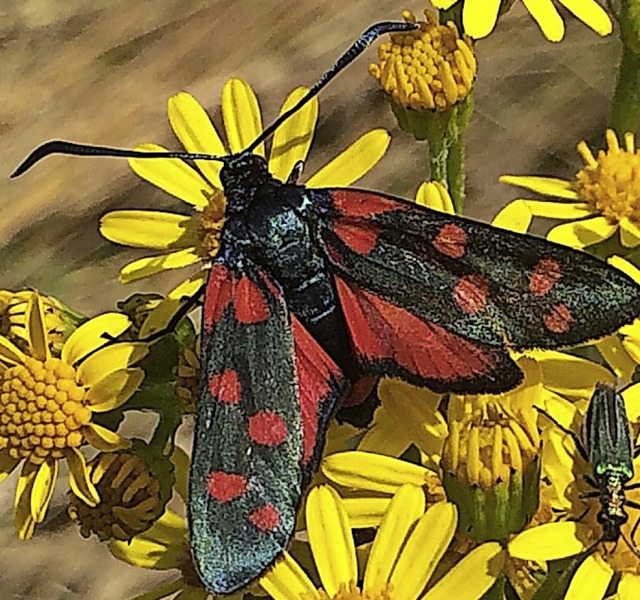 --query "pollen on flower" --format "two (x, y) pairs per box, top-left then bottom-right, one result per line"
(574, 130), (640, 224)
(0, 356), (90, 463)
(197, 188), (226, 257)
(368, 9), (476, 110)
(68, 451), (163, 542)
